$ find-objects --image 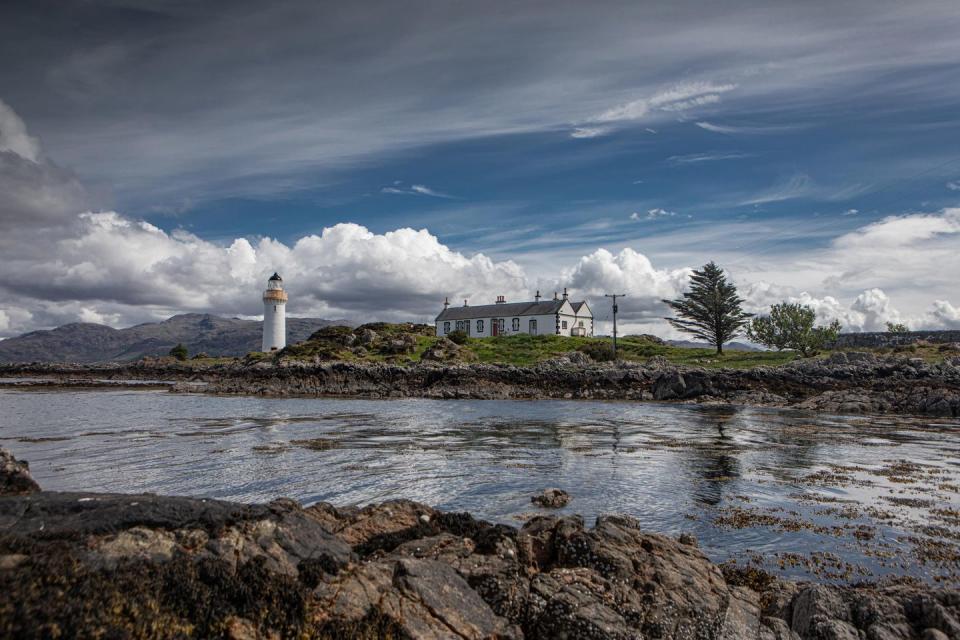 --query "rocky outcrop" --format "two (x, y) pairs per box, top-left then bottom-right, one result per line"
(531, 488), (571, 508)
(830, 330), (960, 349)
(3, 350), (960, 417)
(0, 448), (40, 496)
(2, 483), (958, 639)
